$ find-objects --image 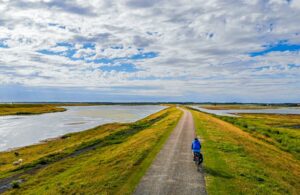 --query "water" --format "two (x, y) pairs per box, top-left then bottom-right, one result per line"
(0, 105), (166, 151)
(191, 106), (300, 117)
